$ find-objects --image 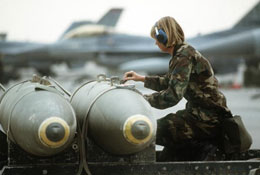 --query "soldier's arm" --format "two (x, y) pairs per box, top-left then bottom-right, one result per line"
(144, 74), (169, 92)
(144, 56), (192, 109)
